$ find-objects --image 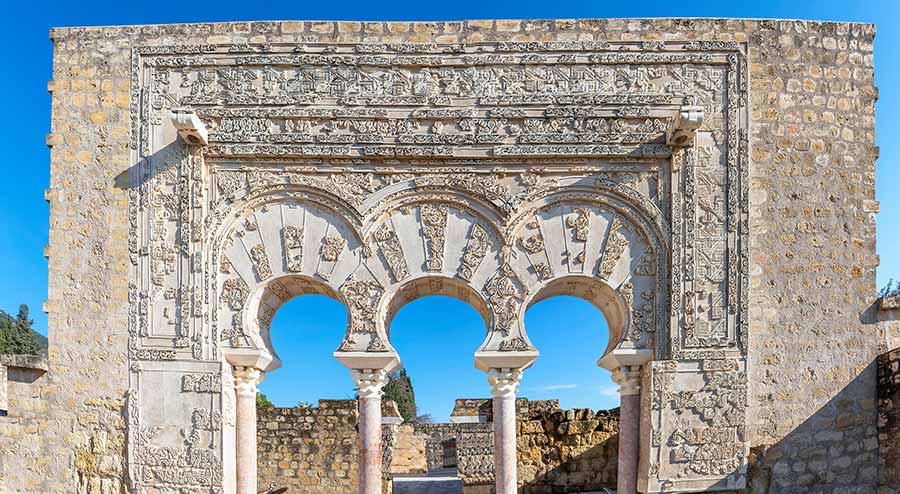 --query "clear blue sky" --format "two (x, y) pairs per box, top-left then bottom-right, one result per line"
(1, 0), (897, 421)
